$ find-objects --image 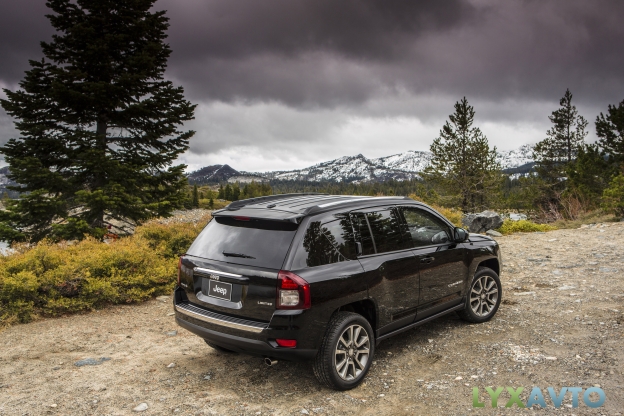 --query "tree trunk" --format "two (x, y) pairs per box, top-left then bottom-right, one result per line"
(94, 117), (108, 228)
